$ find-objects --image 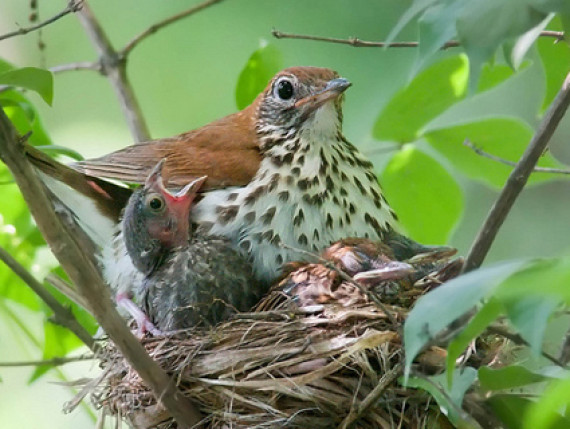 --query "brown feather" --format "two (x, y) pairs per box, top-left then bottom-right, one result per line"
(25, 145), (132, 221)
(73, 102), (261, 190)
